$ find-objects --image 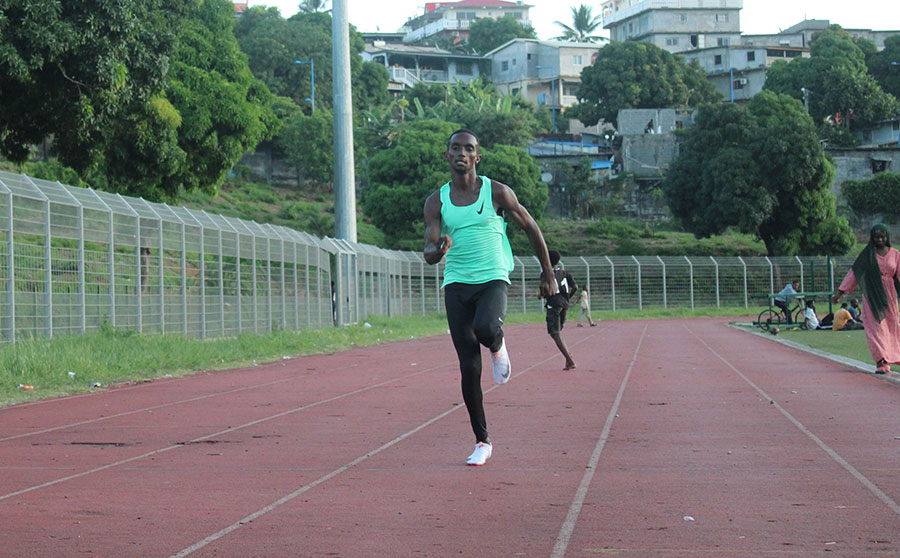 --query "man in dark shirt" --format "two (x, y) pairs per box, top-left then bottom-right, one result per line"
(543, 250), (577, 370)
